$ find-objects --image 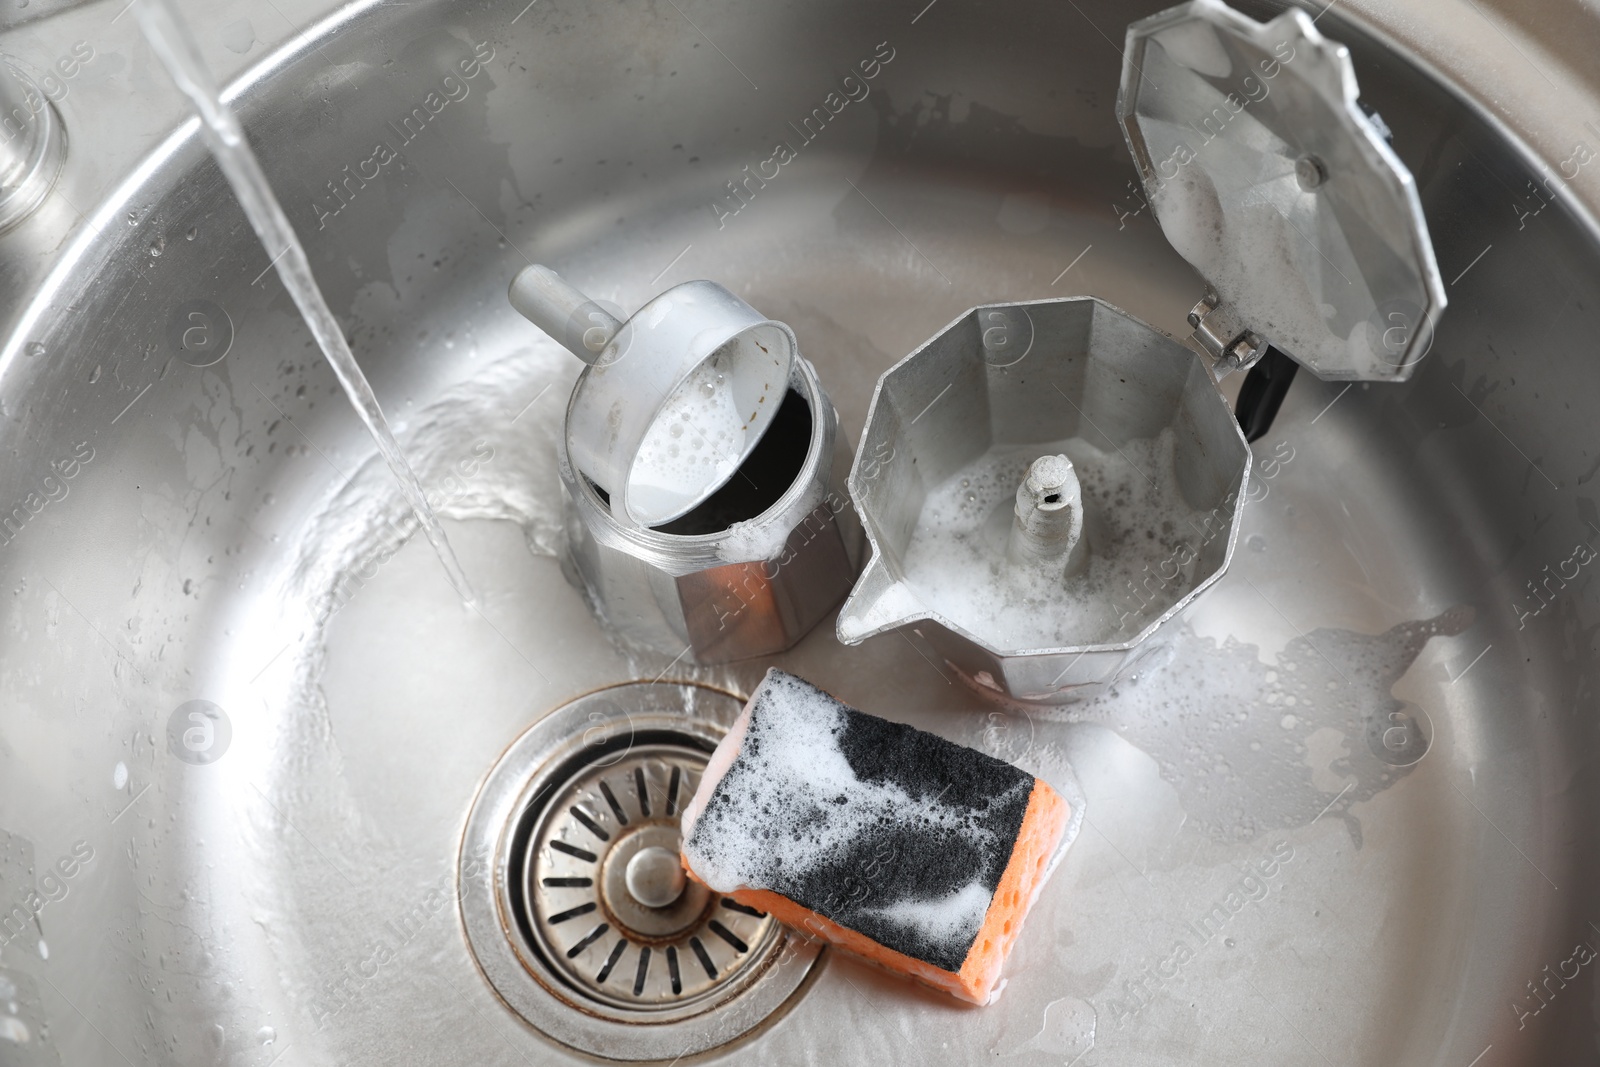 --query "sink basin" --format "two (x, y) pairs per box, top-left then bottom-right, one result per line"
(2, 0), (1599, 1063)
